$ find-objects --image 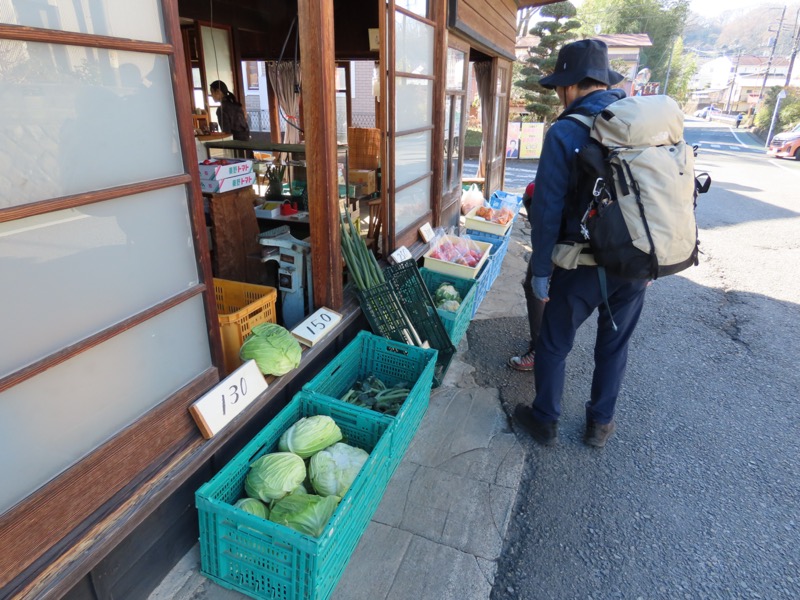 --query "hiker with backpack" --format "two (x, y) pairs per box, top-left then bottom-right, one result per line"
(513, 39), (707, 448)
